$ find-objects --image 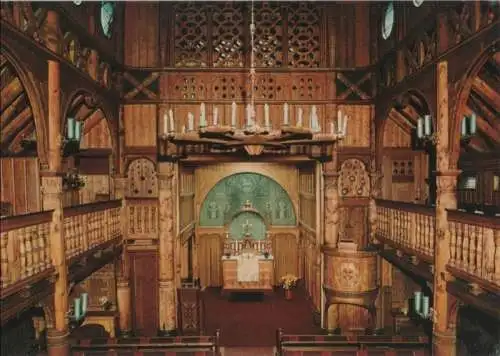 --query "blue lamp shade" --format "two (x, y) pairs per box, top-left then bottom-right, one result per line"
(67, 118), (75, 140)
(81, 293), (88, 314)
(74, 121), (82, 141)
(414, 291), (422, 313)
(74, 298), (82, 321)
